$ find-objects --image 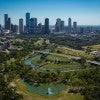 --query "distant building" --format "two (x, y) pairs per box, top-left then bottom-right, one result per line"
(19, 18), (24, 33)
(0, 24), (1, 34)
(44, 18), (49, 34)
(0, 24), (1, 30)
(55, 18), (61, 32)
(79, 27), (84, 34)
(7, 18), (11, 31)
(26, 13), (30, 32)
(73, 22), (77, 34)
(30, 18), (37, 33)
(13, 25), (18, 34)
(38, 23), (42, 33)
(61, 21), (65, 32)
(68, 18), (72, 34)
(4, 14), (8, 29)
